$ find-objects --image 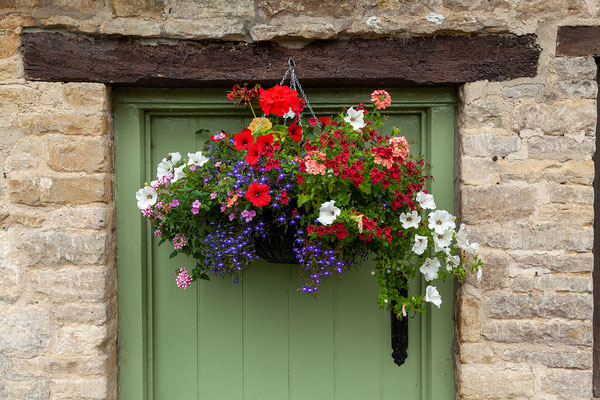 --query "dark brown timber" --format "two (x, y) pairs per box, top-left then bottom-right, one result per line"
(557, 26), (600, 57)
(22, 32), (541, 87)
